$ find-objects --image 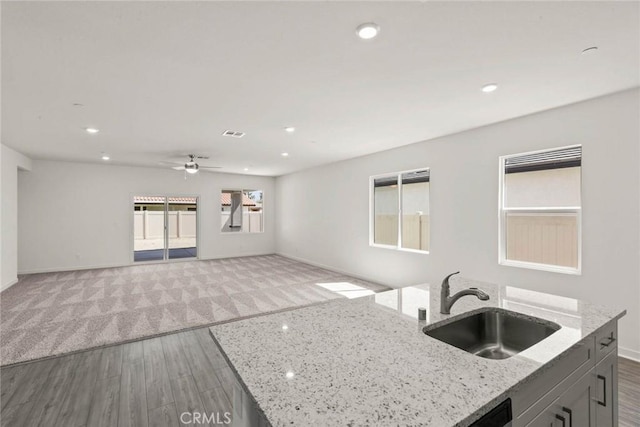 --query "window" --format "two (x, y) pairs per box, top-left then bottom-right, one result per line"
(370, 168), (430, 253)
(221, 189), (263, 233)
(499, 145), (582, 273)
